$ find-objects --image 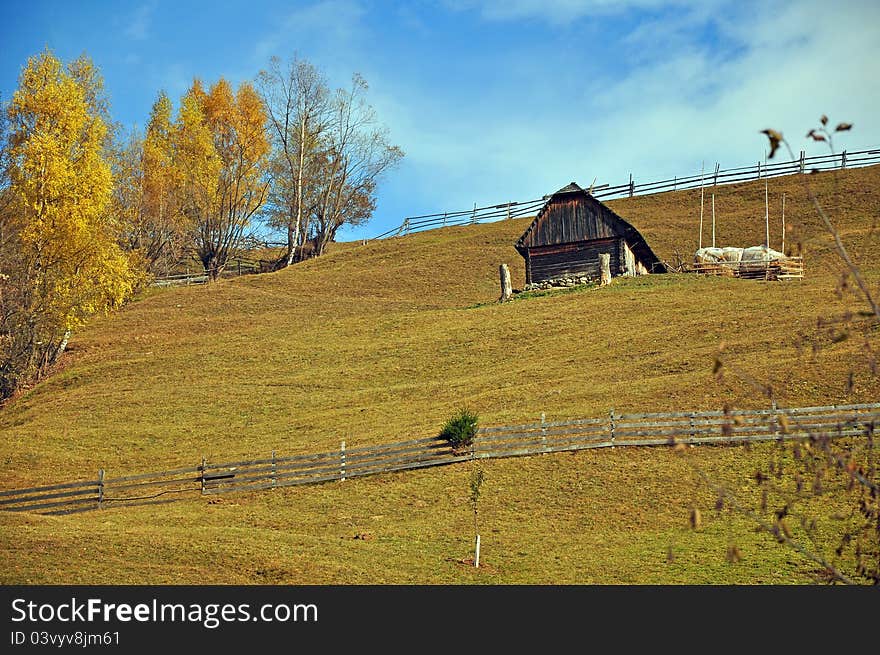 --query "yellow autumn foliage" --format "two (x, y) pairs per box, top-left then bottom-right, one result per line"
(5, 50), (135, 340)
